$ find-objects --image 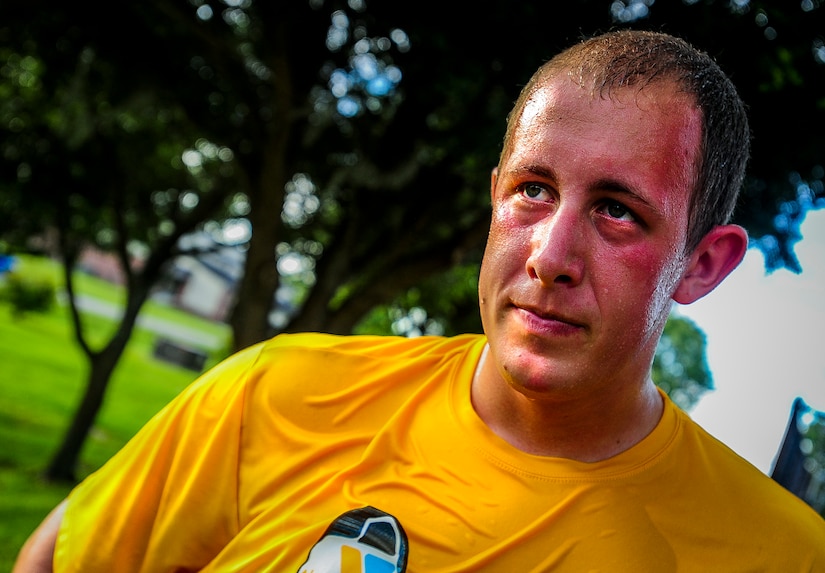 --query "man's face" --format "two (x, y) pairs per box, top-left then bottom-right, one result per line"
(478, 76), (702, 400)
